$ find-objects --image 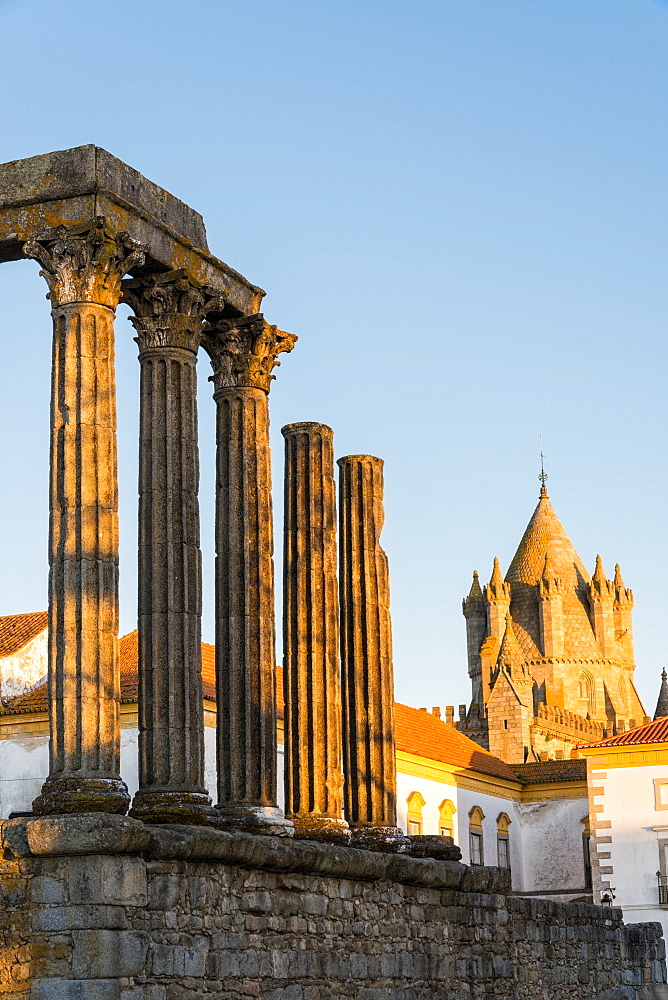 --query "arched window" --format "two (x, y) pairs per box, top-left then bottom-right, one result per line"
(439, 798), (457, 839)
(406, 791), (426, 836)
(496, 812), (511, 870)
(468, 806), (485, 865)
(579, 672), (594, 714)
